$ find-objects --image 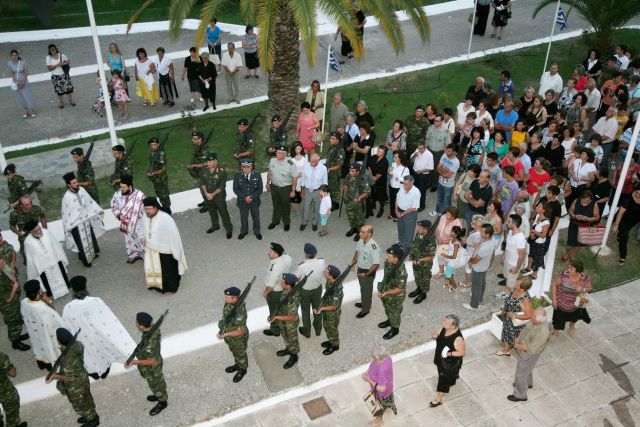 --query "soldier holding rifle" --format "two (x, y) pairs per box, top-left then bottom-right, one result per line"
(217, 281), (252, 383)
(71, 144), (99, 204)
(187, 131), (210, 213)
(146, 137), (171, 214)
(110, 144), (133, 190)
